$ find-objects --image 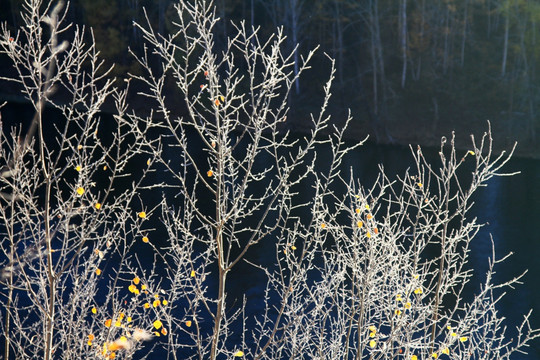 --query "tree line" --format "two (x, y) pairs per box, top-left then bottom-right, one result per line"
(1, 0), (539, 147)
